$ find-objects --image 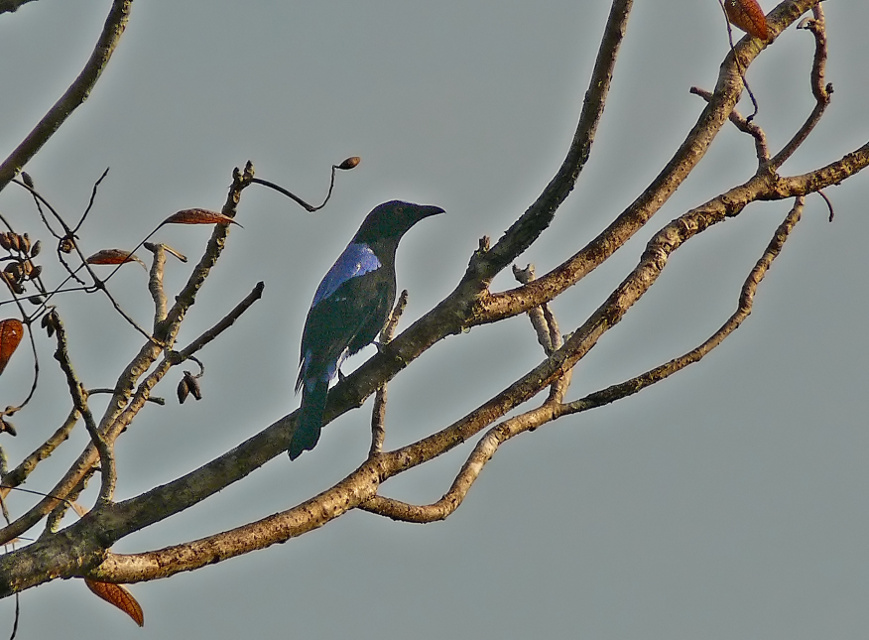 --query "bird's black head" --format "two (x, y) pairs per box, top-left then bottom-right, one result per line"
(352, 200), (444, 245)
